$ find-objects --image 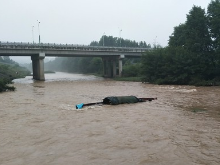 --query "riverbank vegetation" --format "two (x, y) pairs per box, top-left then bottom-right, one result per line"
(142, 1), (220, 86)
(0, 56), (31, 92)
(44, 0), (220, 86)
